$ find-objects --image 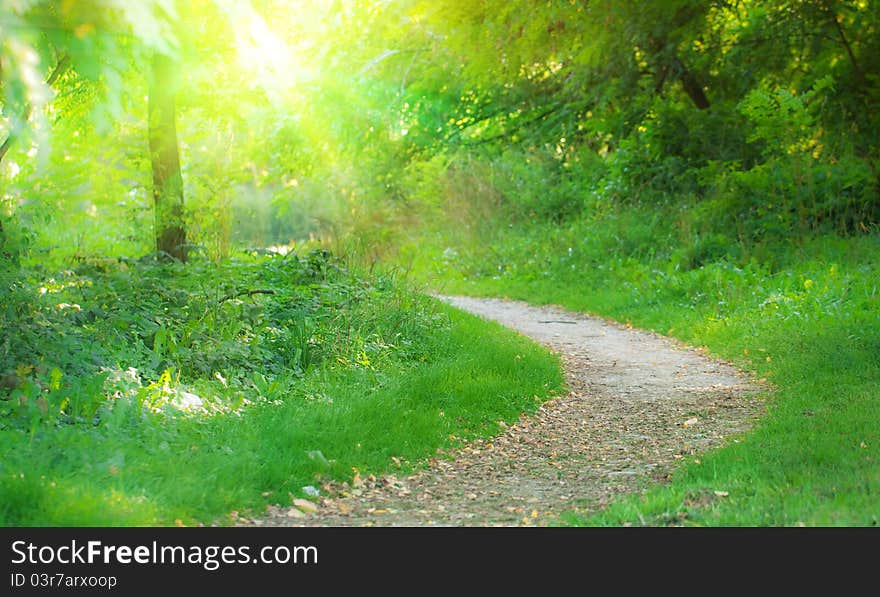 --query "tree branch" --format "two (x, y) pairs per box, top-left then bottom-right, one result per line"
(459, 105), (563, 147)
(0, 53), (70, 164)
(46, 53), (71, 87)
(827, 8), (865, 86)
